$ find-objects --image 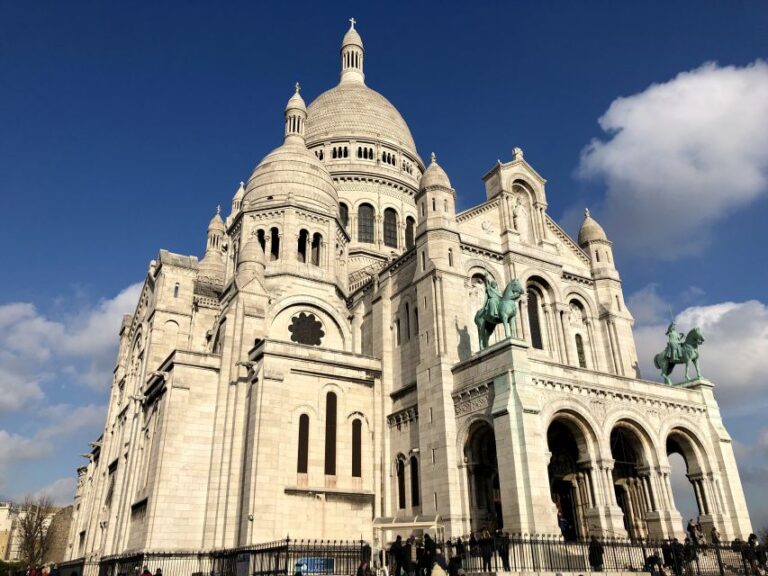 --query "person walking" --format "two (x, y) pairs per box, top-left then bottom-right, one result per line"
(391, 535), (406, 576)
(588, 536), (604, 572)
(710, 527), (721, 546)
